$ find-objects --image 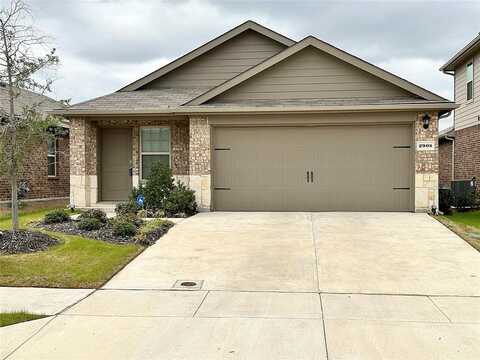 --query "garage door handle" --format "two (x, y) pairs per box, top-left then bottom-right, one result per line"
(310, 171), (314, 183)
